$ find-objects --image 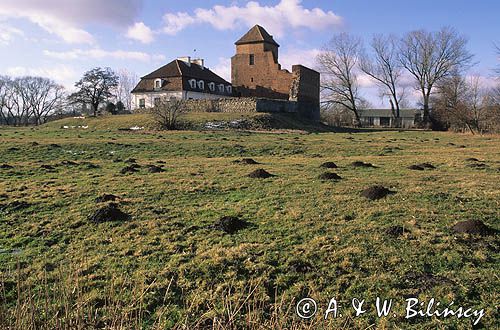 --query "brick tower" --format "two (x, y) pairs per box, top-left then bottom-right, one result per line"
(231, 25), (293, 99)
